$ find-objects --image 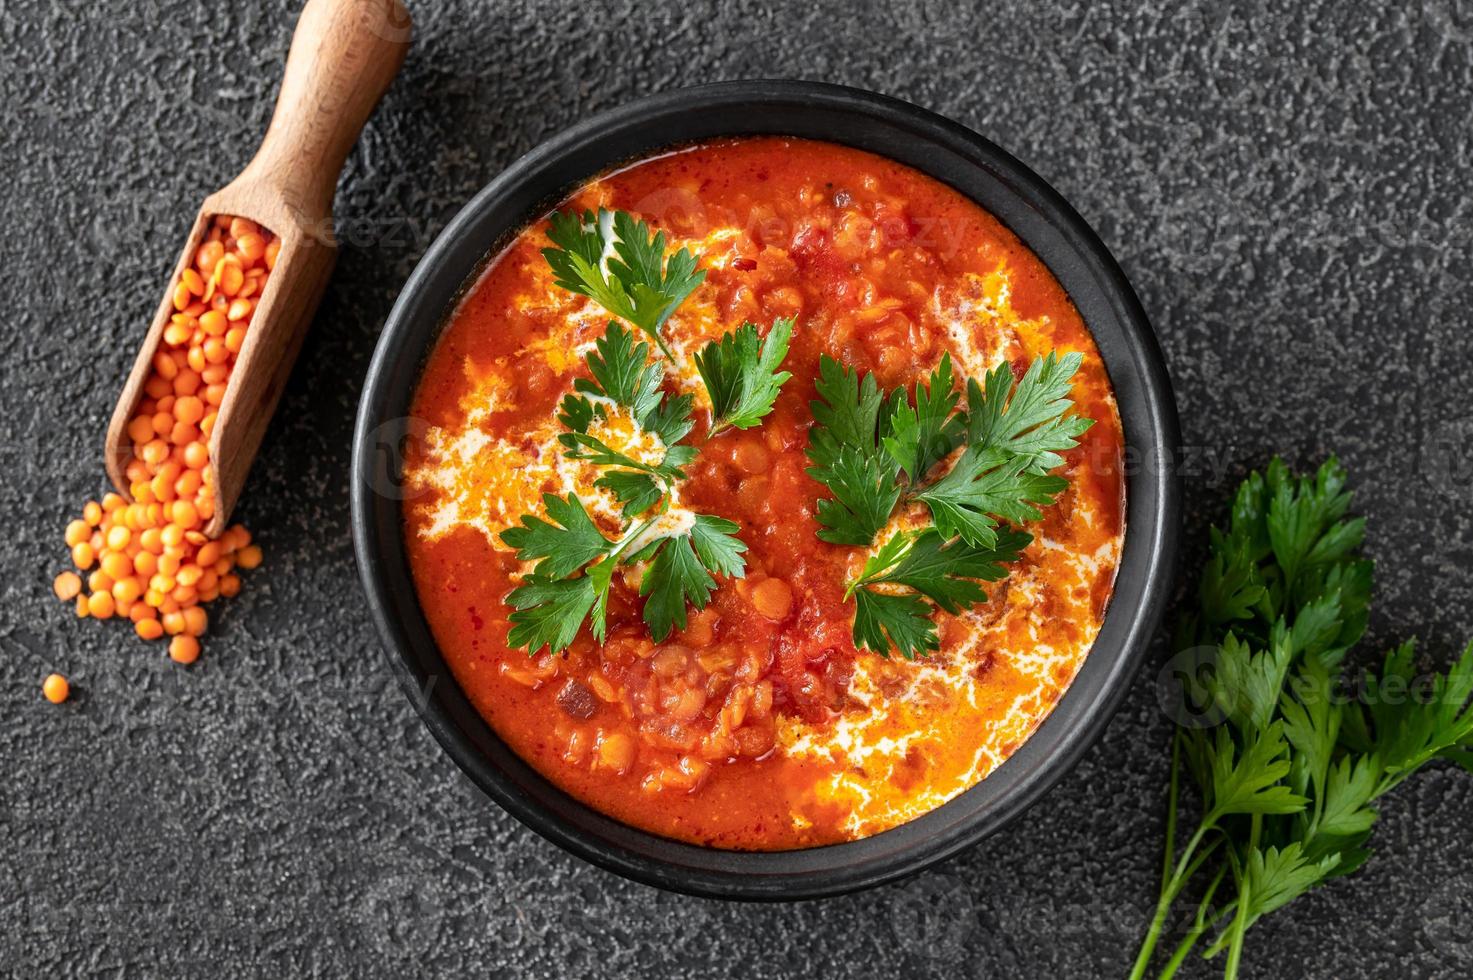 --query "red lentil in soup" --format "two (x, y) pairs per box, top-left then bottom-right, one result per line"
(402, 136), (1125, 849)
